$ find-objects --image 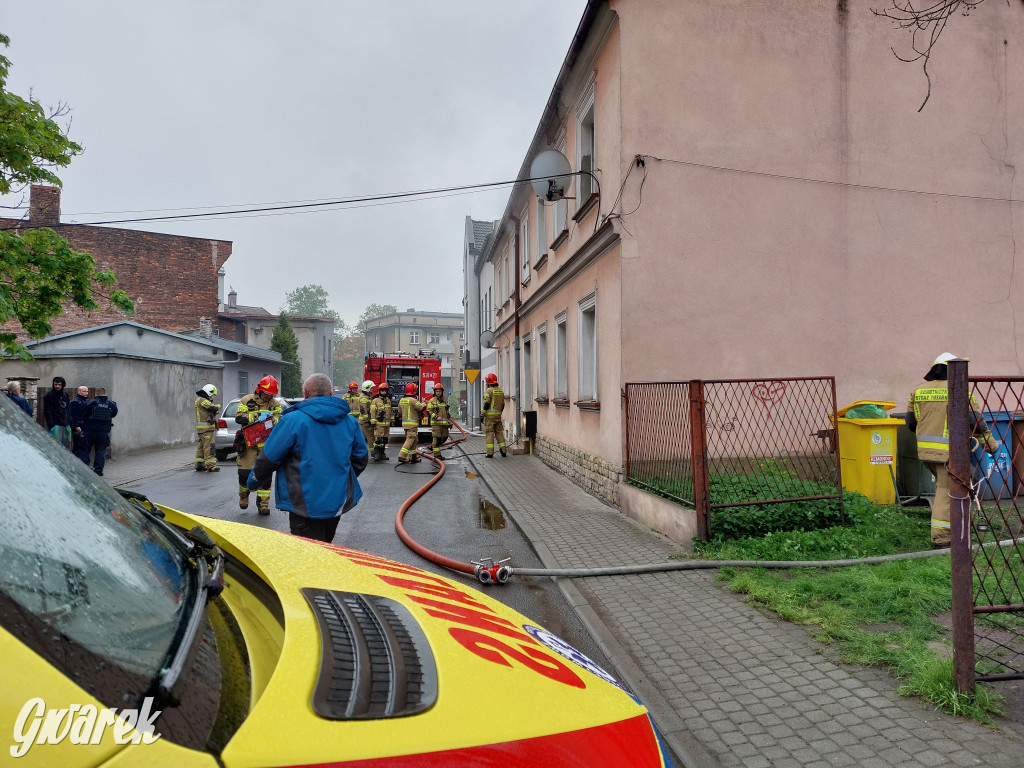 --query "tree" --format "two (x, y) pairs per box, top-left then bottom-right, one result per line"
(282, 284), (340, 321)
(872, 0), (987, 111)
(333, 334), (364, 387)
(358, 303), (397, 333)
(270, 313), (302, 398)
(0, 33), (133, 359)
